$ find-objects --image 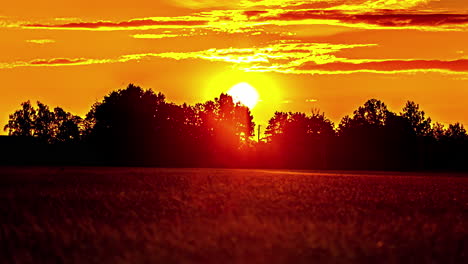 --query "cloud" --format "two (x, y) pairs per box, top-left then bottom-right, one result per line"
(155, 42), (376, 64)
(249, 9), (468, 31)
(129, 29), (209, 39)
(168, 0), (435, 10)
(241, 0), (331, 8)
(26, 39), (56, 44)
(241, 0), (433, 10)
(29, 58), (89, 65)
(14, 1), (468, 33)
(140, 41), (468, 75)
(294, 59), (468, 74)
(2, 41), (467, 76)
(23, 17), (209, 31)
(131, 33), (182, 39)
(171, 0), (240, 8)
(361, 0), (432, 10)
(0, 57), (111, 69)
